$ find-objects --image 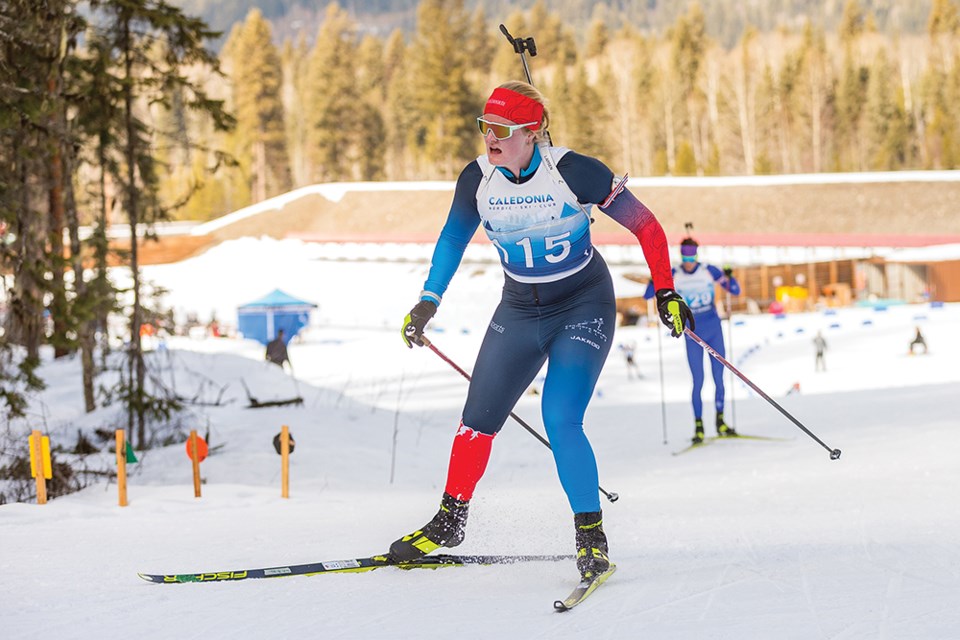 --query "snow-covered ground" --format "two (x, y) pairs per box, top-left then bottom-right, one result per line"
(2, 238), (959, 639)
